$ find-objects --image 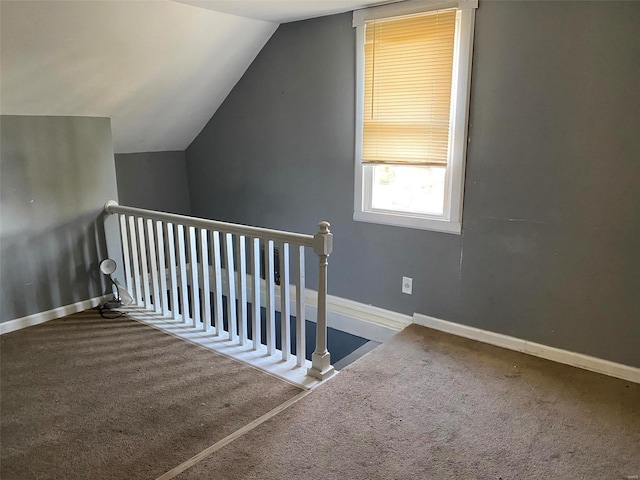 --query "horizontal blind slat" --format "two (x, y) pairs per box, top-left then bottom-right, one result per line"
(363, 8), (456, 166)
